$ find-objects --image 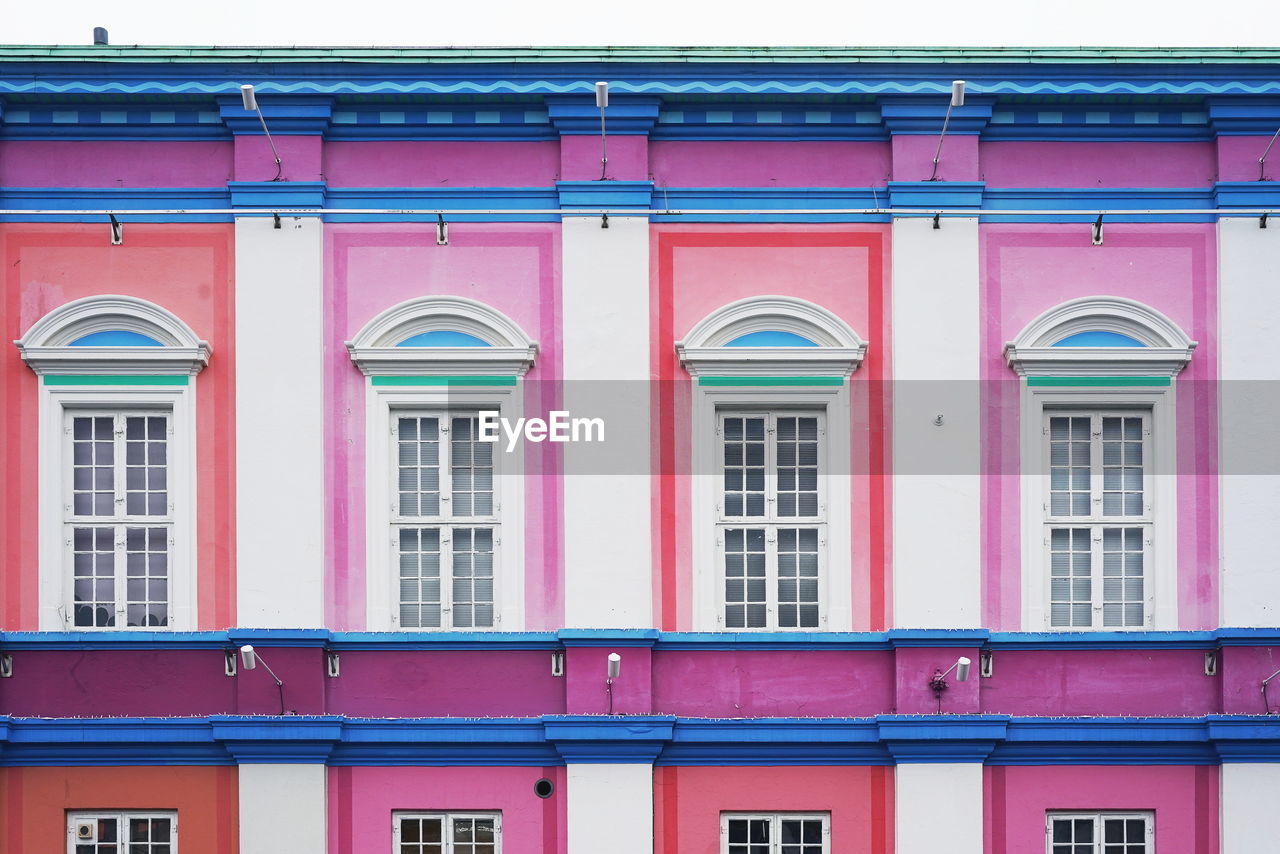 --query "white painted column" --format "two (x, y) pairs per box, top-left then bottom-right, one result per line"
(566, 763), (653, 854)
(1221, 763), (1280, 852)
(560, 215), (653, 628)
(895, 763), (983, 854)
(891, 216), (982, 628)
(238, 763), (327, 854)
(235, 216), (326, 627)
(1218, 217), (1280, 626)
